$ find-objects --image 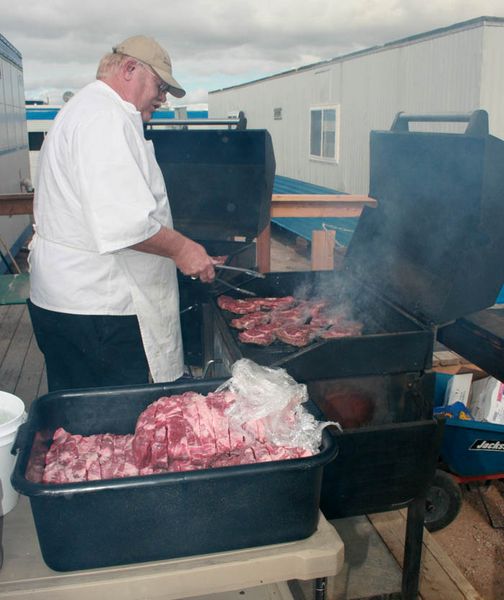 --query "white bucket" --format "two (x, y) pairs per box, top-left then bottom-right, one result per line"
(0, 392), (26, 516)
